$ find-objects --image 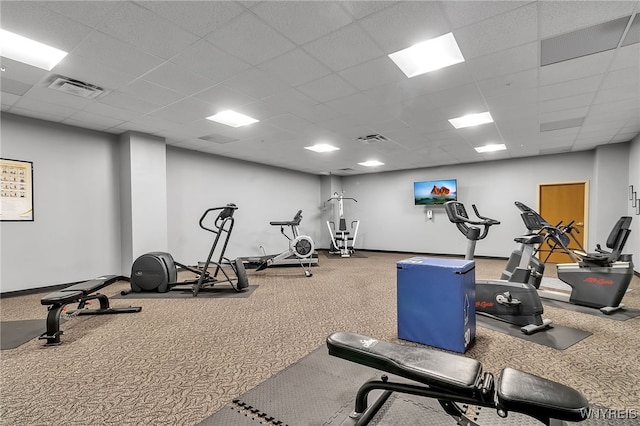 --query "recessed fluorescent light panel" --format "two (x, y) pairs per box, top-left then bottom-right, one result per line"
(0, 29), (68, 71)
(448, 112), (494, 129)
(358, 160), (384, 167)
(475, 143), (506, 153)
(206, 110), (259, 128)
(388, 32), (465, 78)
(304, 144), (340, 153)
